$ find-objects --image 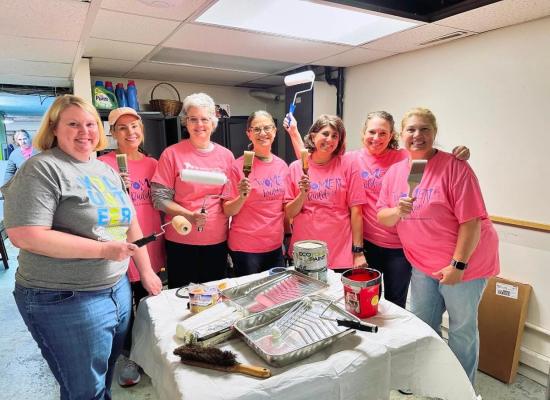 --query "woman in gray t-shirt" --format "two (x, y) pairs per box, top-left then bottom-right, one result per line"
(1, 95), (162, 399)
